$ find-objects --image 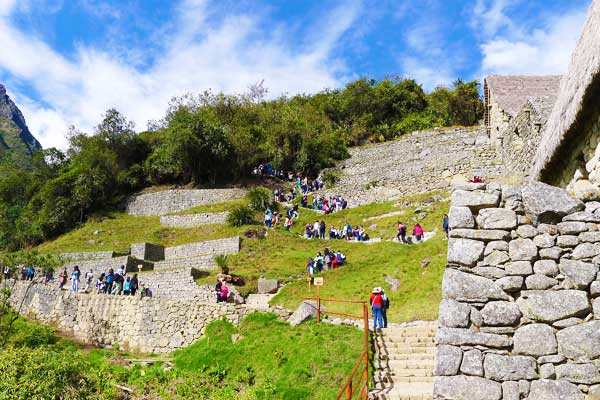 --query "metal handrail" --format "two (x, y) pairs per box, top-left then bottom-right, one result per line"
(305, 296), (370, 399)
